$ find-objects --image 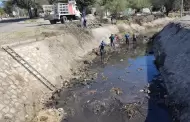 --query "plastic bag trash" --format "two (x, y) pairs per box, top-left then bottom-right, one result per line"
(137, 68), (143, 71)
(58, 108), (64, 113)
(120, 59), (124, 62)
(147, 90), (151, 94)
(86, 85), (90, 89)
(110, 87), (123, 95)
(139, 89), (144, 92)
